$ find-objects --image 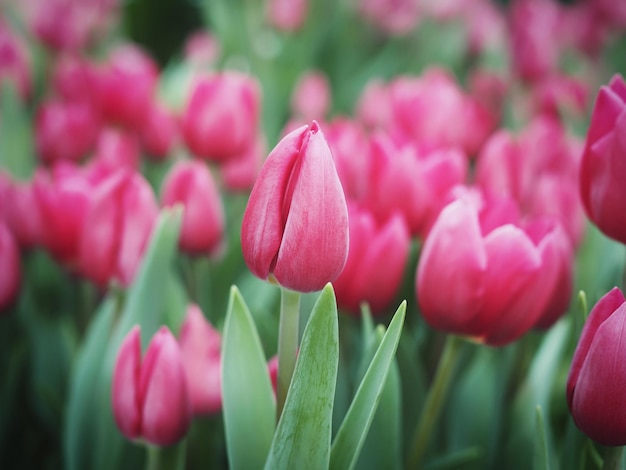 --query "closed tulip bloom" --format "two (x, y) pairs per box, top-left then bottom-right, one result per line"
(241, 121), (349, 293)
(2, 176), (43, 248)
(416, 197), (563, 346)
(266, 0), (308, 31)
(334, 205), (410, 315)
(178, 304), (222, 415)
(112, 326), (191, 447)
(0, 223), (20, 311)
(291, 71), (330, 122)
(567, 288), (626, 446)
(161, 160), (224, 256)
(79, 170), (158, 288)
(580, 74), (626, 245)
(182, 72), (260, 162)
(35, 100), (101, 164)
